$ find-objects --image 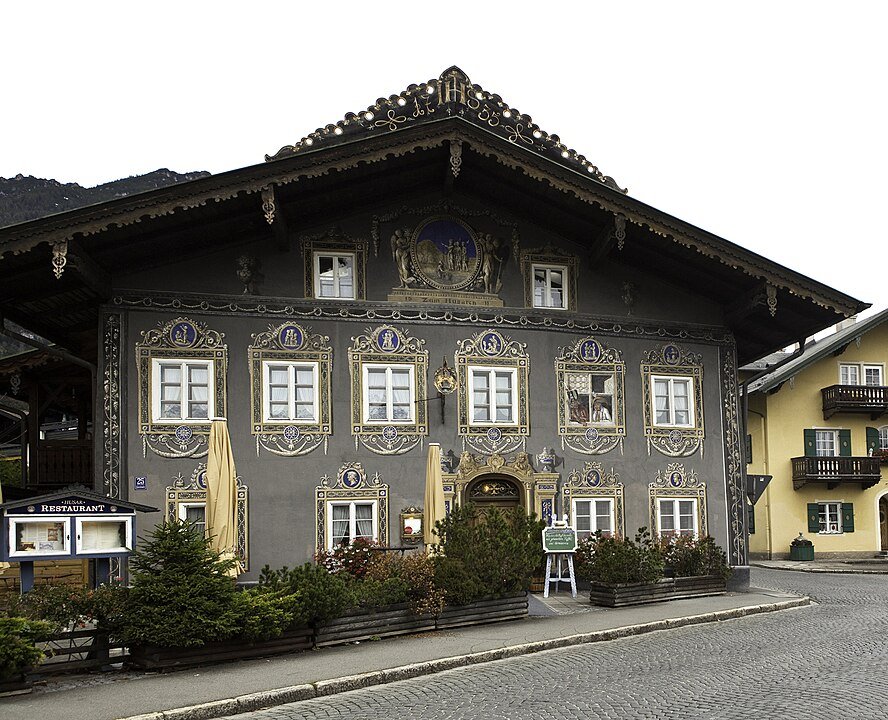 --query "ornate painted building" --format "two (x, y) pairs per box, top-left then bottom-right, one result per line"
(0, 67), (868, 578)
